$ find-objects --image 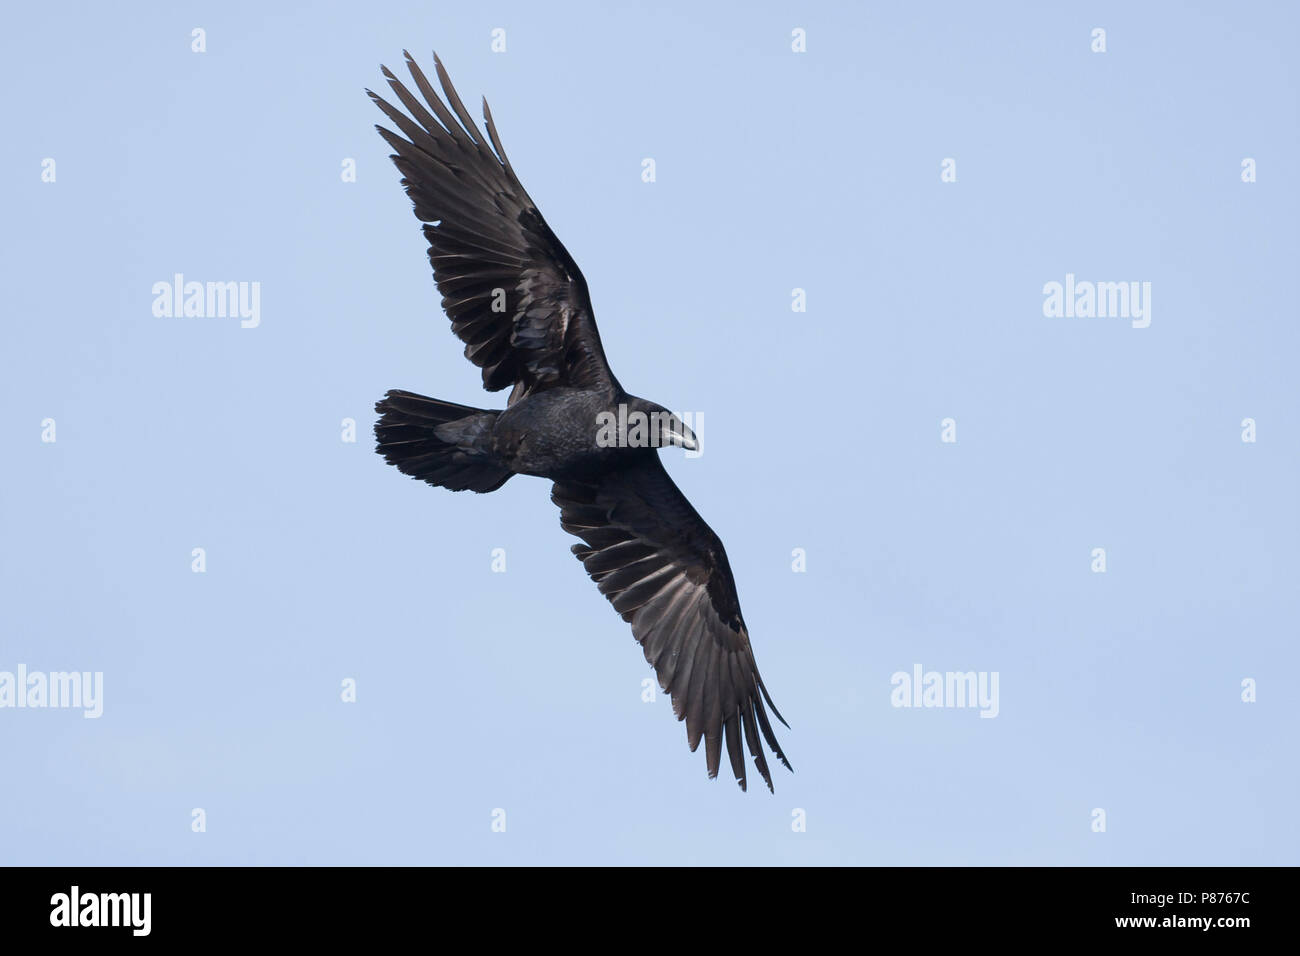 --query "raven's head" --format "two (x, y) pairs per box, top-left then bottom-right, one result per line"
(623, 399), (699, 452)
